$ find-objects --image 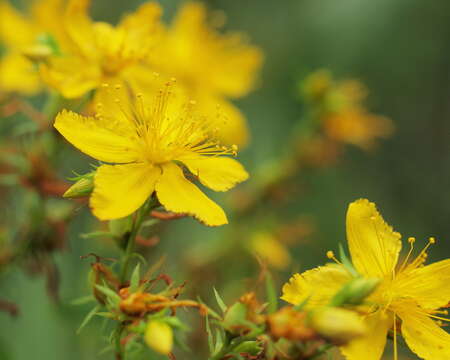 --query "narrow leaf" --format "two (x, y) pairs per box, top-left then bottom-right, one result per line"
(213, 287), (227, 314)
(95, 284), (121, 308)
(130, 263), (141, 293)
(338, 243), (358, 277)
(70, 295), (95, 306)
(77, 305), (100, 334)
